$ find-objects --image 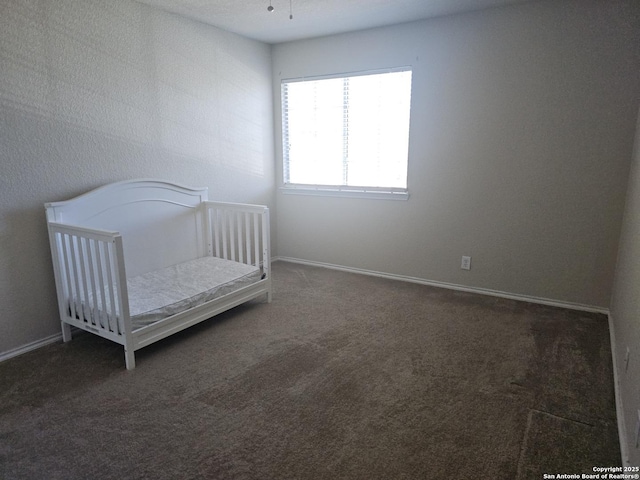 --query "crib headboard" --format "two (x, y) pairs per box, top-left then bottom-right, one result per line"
(45, 179), (209, 277)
